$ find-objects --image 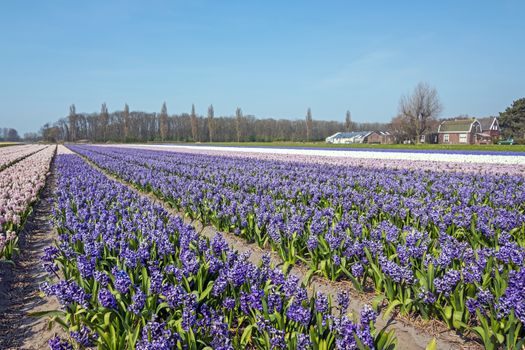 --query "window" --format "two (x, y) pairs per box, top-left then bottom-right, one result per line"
(475, 124), (481, 133)
(443, 134), (449, 143)
(459, 134), (467, 143)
